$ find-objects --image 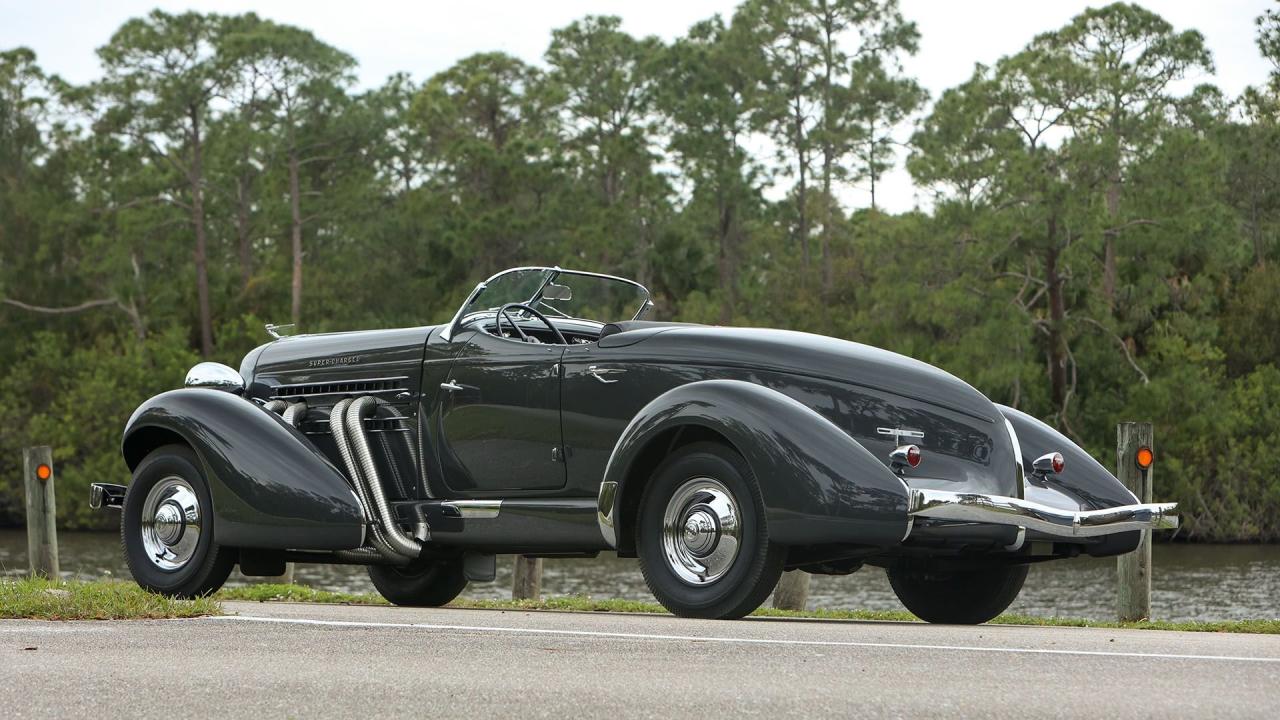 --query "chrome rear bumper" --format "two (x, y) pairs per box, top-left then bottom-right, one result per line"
(908, 488), (1178, 538)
